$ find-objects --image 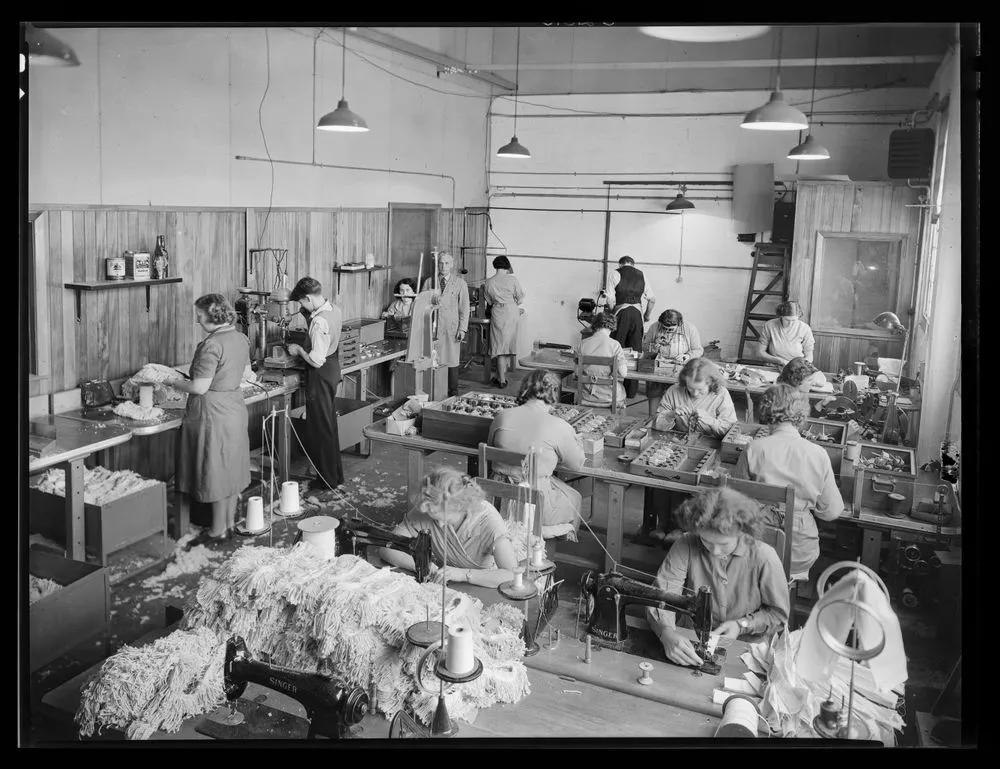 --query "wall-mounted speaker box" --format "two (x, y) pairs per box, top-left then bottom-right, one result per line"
(887, 128), (936, 180)
(772, 201), (795, 244)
